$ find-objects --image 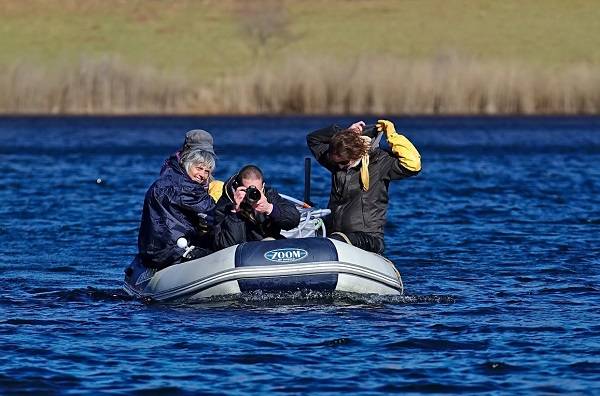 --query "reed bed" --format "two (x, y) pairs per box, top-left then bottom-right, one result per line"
(1, 56), (600, 115)
(0, 58), (195, 115)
